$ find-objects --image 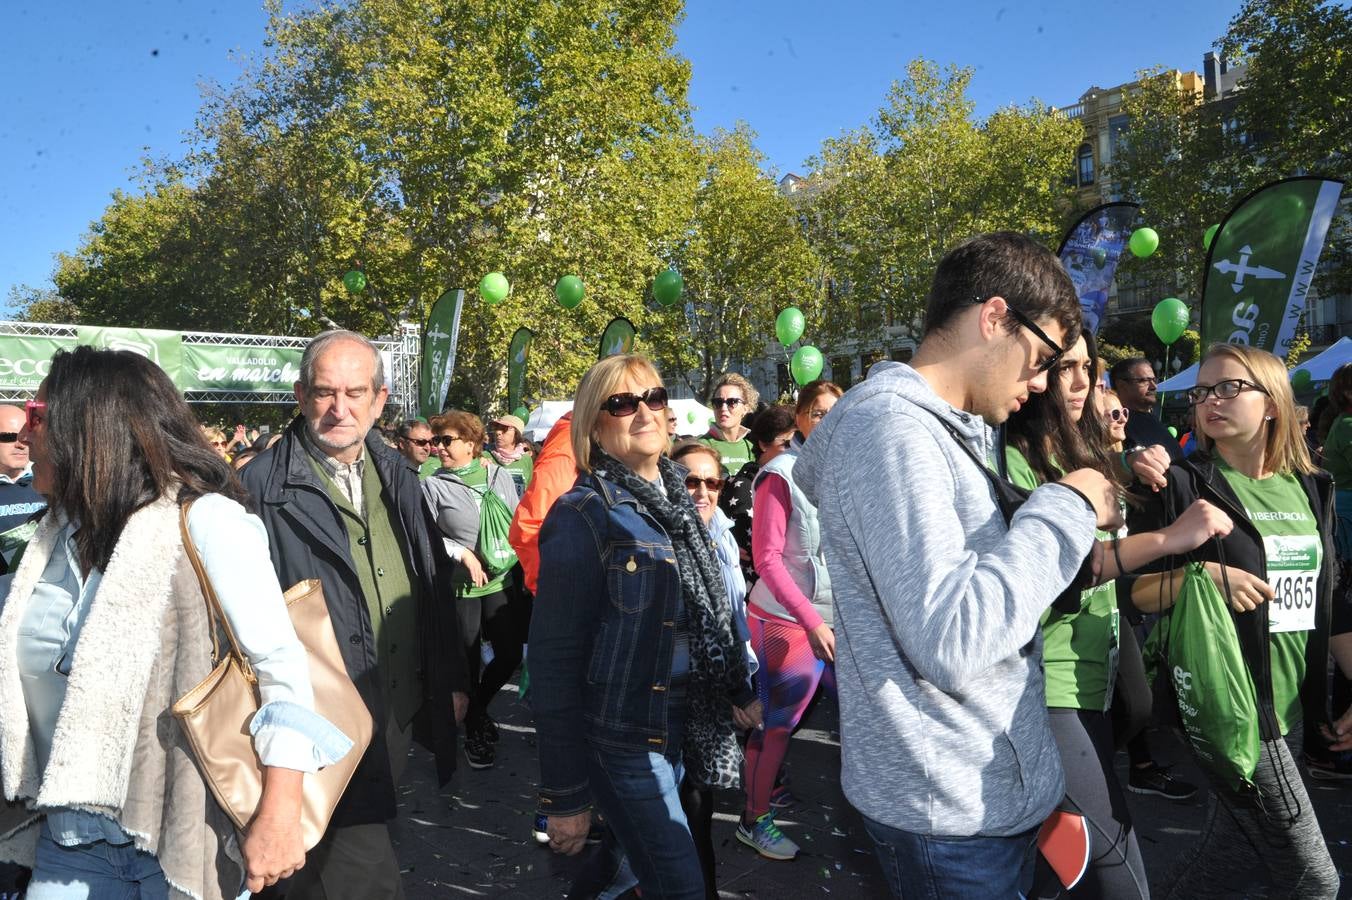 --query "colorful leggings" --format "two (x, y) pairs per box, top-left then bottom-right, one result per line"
(743, 611), (834, 819)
